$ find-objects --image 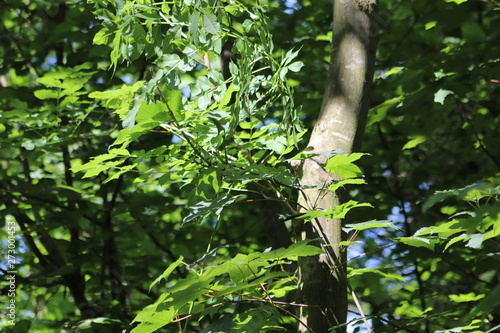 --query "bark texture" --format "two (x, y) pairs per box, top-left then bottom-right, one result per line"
(293, 0), (378, 332)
